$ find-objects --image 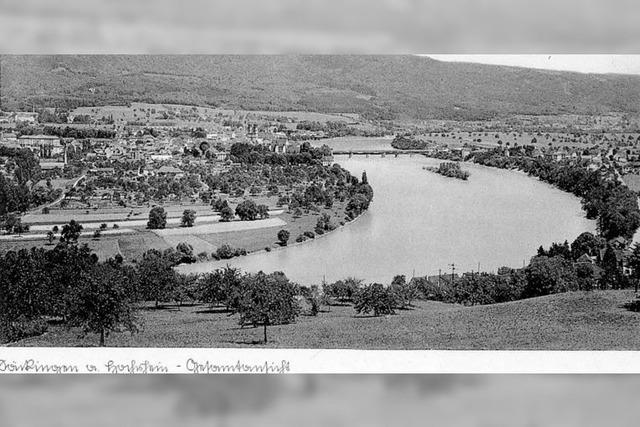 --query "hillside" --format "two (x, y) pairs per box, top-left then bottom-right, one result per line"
(13, 290), (640, 349)
(3, 55), (640, 120)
